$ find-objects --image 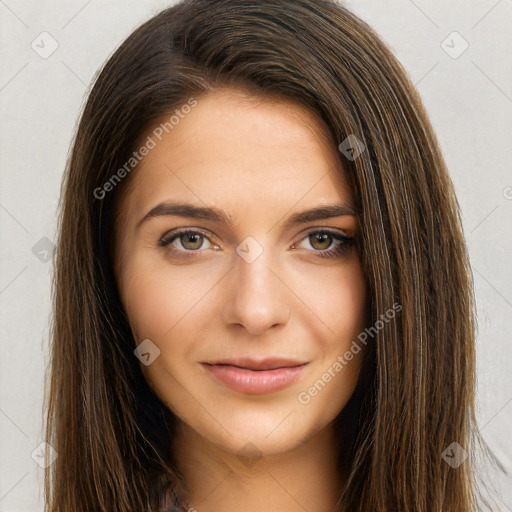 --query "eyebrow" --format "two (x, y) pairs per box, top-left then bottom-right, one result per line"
(136, 200), (356, 231)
